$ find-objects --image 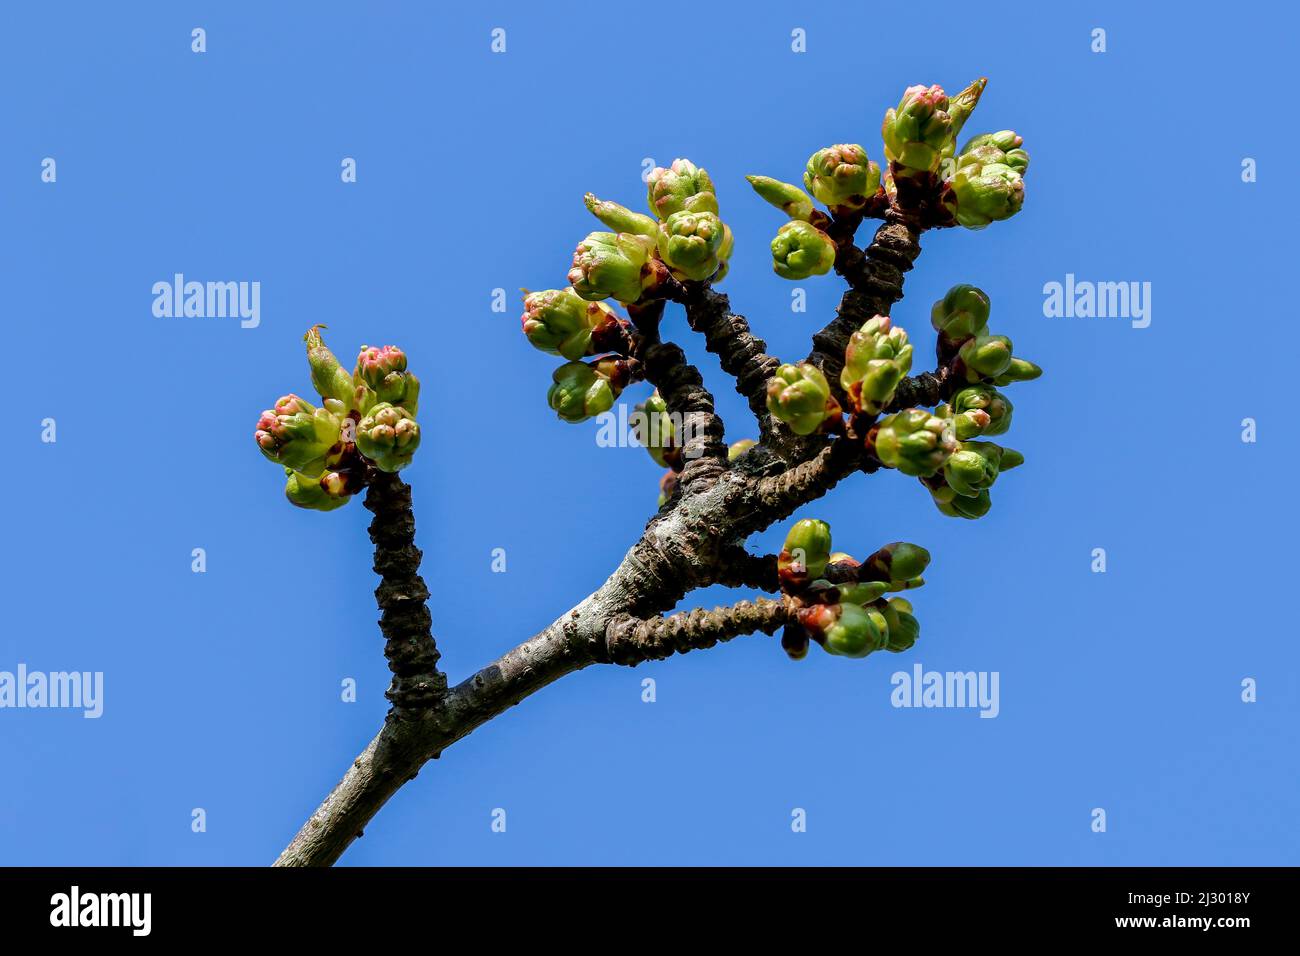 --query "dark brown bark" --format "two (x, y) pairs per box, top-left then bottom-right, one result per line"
(675, 282), (781, 436)
(888, 365), (960, 412)
(363, 471), (446, 712)
(630, 297), (729, 493)
(715, 548), (779, 592)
